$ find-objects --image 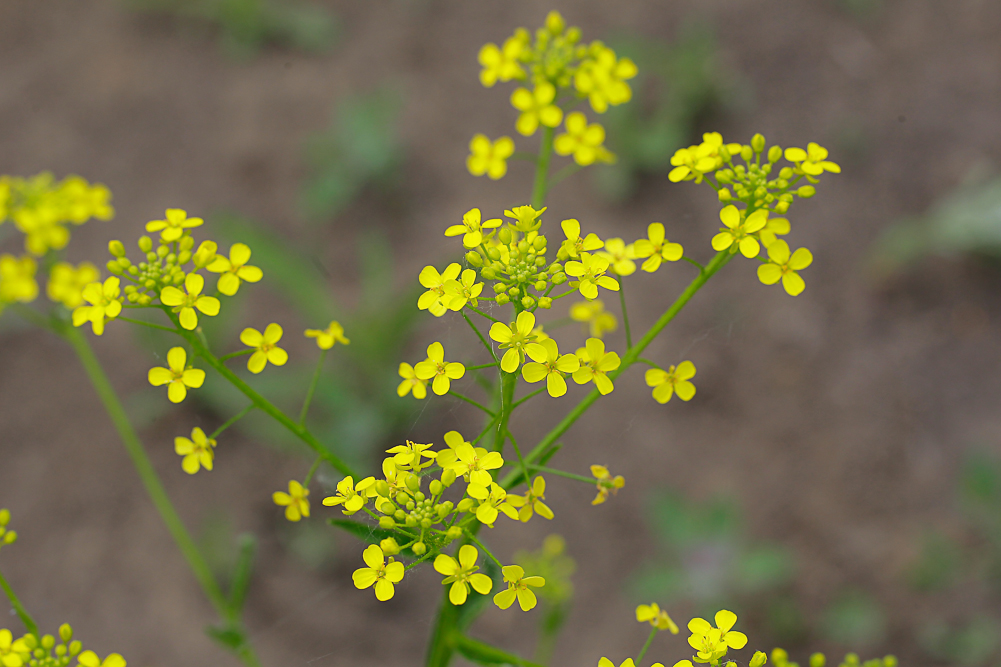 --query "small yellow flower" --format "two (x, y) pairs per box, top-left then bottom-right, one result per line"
(467, 137), (516, 180)
(323, 475), (376, 514)
(506, 476), (554, 522)
(414, 342), (466, 395)
(386, 440), (438, 472)
(554, 112), (613, 166)
(305, 320), (349, 349)
(193, 240), (218, 268)
(160, 273), (220, 331)
(560, 218), (603, 258)
(446, 208), (502, 249)
(148, 347), (205, 403)
(353, 544), (405, 601)
(758, 216), (791, 248)
(444, 268), (484, 311)
(564, 251), (619, 300)
(206, 243), (264, 296)
(785, 143), (840, 177)
(688, 610), (747, 664)
(437, 441), (504, 496)
(504, 204), (546, 232)
(71, 276), (122, 335)
(145, 208), (202, 242)
(174, 427), (216, 474)
(510, 82), (563, 136)
(645, 361), (696, 404)
(669, 132), (727, 183)
(573, 338), (620, 395)
(475, 482), (519, 526)
(711, 205), (768, 258)
(489, 311), (539, 373)
(633, 223), (683, 272)
(434, 545), (493, 605)
(591, 465), (624, 505)
(77, 651), (126, 667)
(575, 46), (638, 114)
(418, 263), (461, 317)
(46, 261), (100, 308)
(569, 300), (617, 338)
(598, 659), (649, 667)
(240, 323), (289, 374)
(637, 602), (679, 633)
(493, 564), (545, 611)
(522, 338), (580, 398)
(0, 254), (39, 307)
(478, 35), (526, 87)
(397, 362), (428, 399)
(757, 240), (813, 296)
(0, 628), (31, 667)
(597, 238), (637, 276)
(273, 480), (310, 522)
